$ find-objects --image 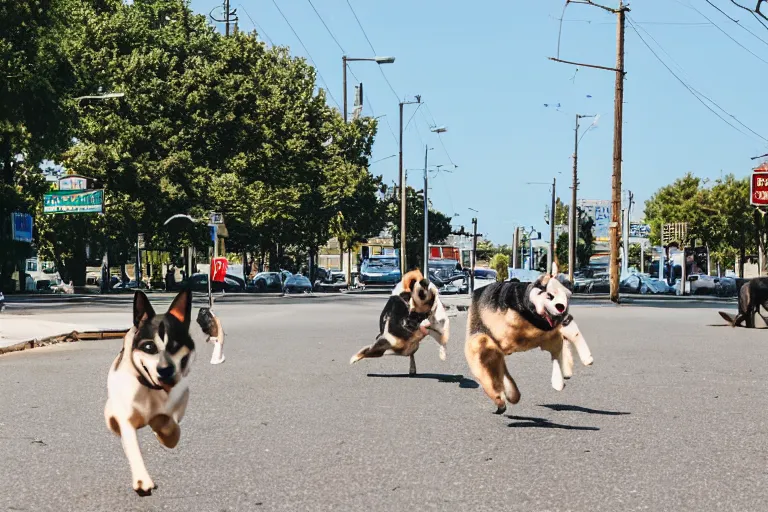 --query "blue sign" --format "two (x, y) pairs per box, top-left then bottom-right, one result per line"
(11, 212), (33, 242)
(209, 224), (217, 245)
